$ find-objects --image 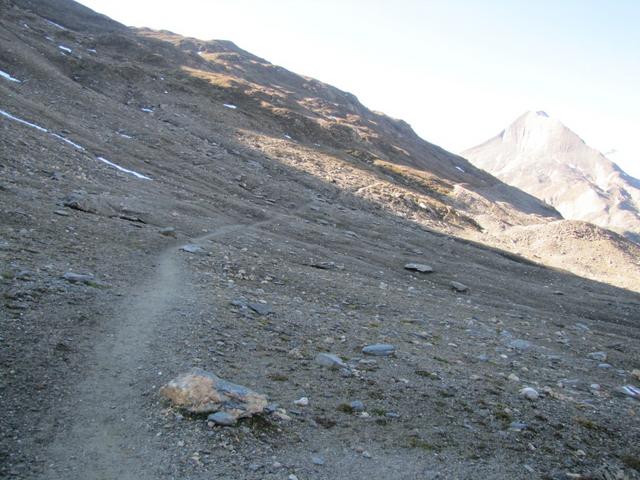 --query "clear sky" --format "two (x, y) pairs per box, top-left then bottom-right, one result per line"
(77, 0), (640, 178)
